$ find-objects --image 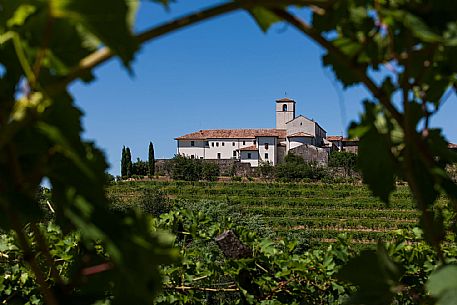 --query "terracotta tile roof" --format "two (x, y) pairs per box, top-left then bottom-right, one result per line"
(288, 132), (314, 138)
(175, 129), (286, 140)
(449, 143), (457, 149)
(276, 97), (295, 102)
(326, 136), (343, 141)
(239, 145), (257, 151)
(342, 137), (359, 142)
